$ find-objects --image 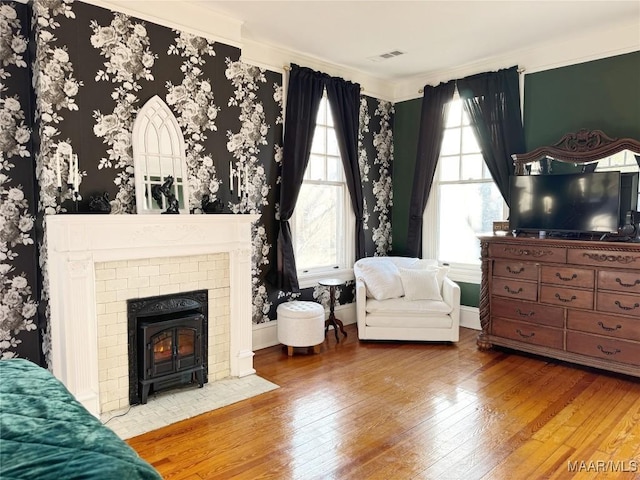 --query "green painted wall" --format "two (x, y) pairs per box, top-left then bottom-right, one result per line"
(459, 282), (480, 308)
(391, 52), (640, 308)
(391, 98), (422, 256)
(524, 51), (640, 149)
